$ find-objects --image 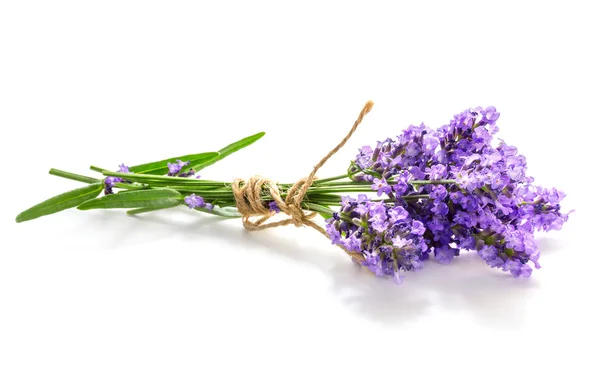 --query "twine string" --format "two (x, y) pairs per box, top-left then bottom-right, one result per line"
(231, 101), (374, 261)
